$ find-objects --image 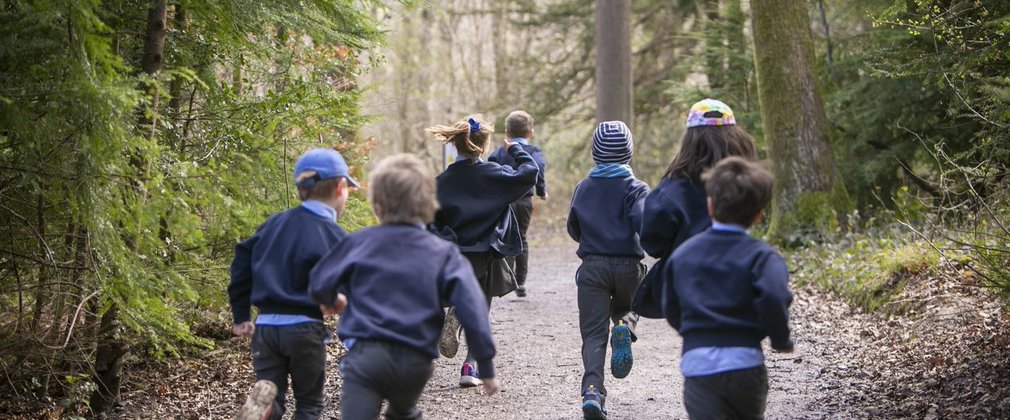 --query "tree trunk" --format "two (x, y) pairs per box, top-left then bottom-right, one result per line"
(594, 0), (633, 124)
(92, 0), (166, 415)
(704, 0), (726, 91)
(751, 0), (849, 243)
